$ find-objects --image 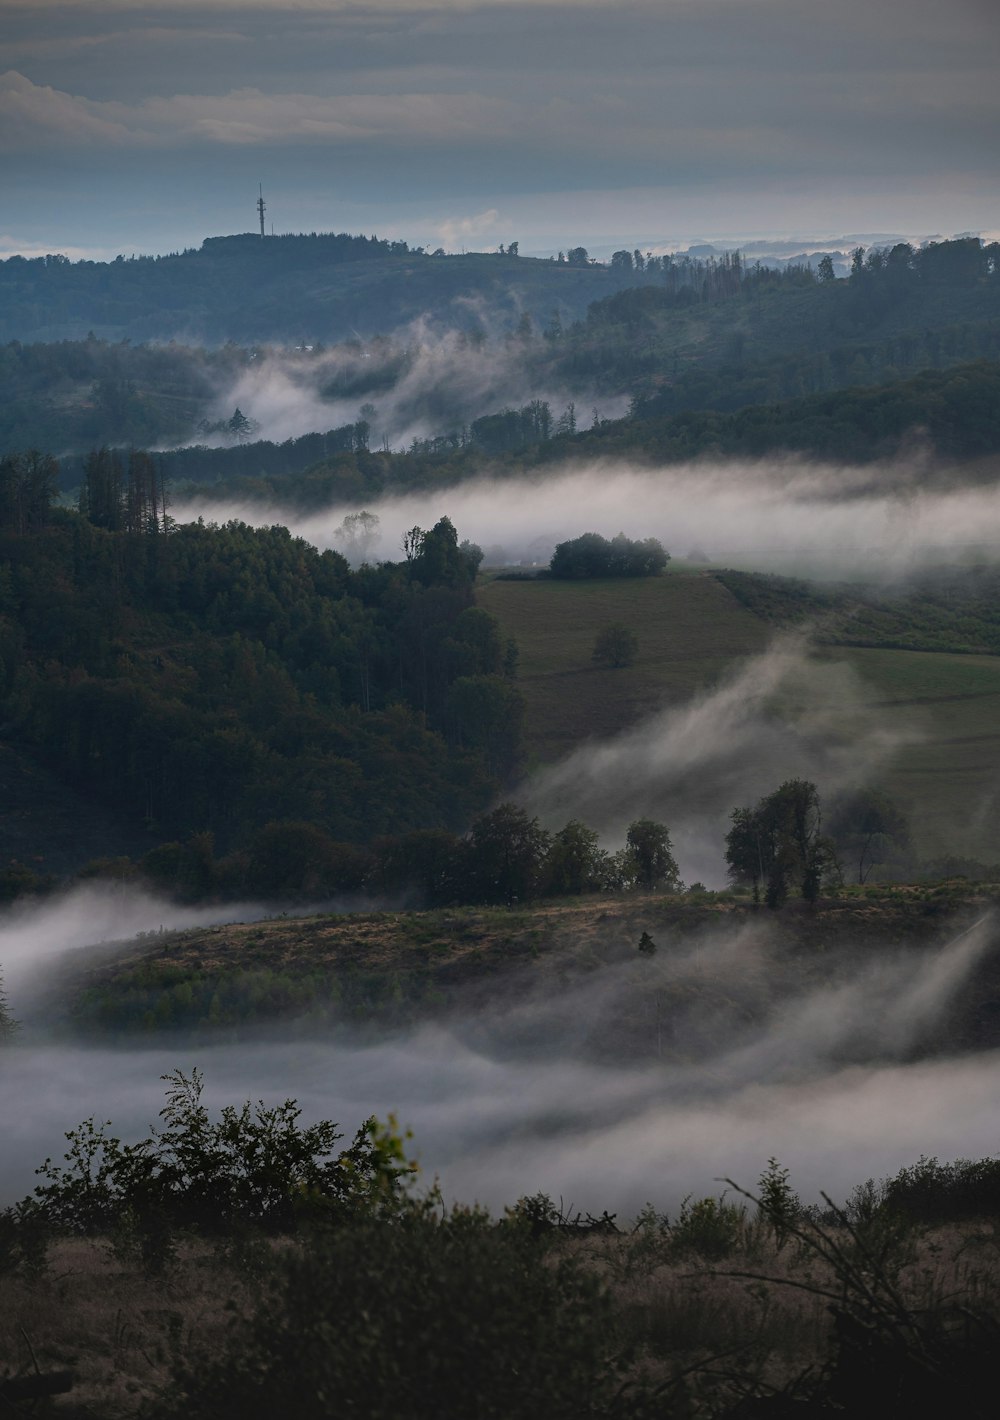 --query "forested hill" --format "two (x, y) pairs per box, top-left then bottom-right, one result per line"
(171, 360), (1000, 513)
(0, 234), (639, 346)
(0, 498), (522, 885)
(1, 237), (997, 465)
